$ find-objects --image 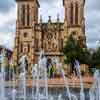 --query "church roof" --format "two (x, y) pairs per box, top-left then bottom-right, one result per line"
(34, 22), (64, 32)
